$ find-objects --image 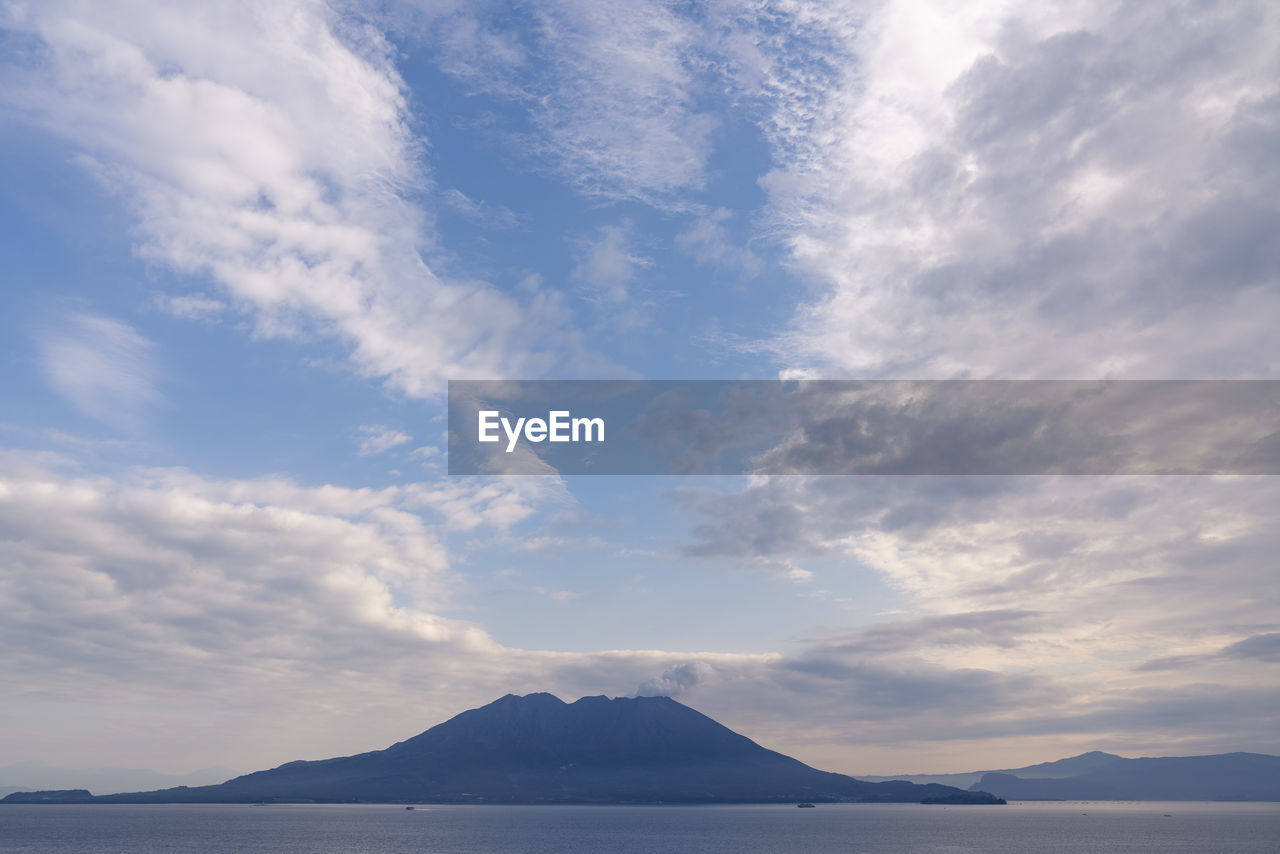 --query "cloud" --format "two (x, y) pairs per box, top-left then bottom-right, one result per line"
(0, 451), (471, 687)
(675, 207), (761, 277)
(533, 587), (580, 603)
(0, 450), (568, 765)
(38, 313), (161, 431)
(0, 447), (787, 770)
(514, 534), (606, 552)
(3, 448), (1278, 774)
(439, 188), (520, 229)
(424, 0), (716, 206)
(4, 0), (596, 398)
(636, 661), (714, 698)
(156, 294), (227, 320)
(783, 562), (813, 583)
(7, 0), (1280, 779)
(680, 474), (1280, 618)
(815, 610), (1052, 656)
(571, 222), (650, 304)
(1139, 632), (1280, 671)
(1222, 633), (1280, 662)
(670, 472), (1280, 762)
(355, 424), (412, 456)
(730, 0), (1280, 378)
